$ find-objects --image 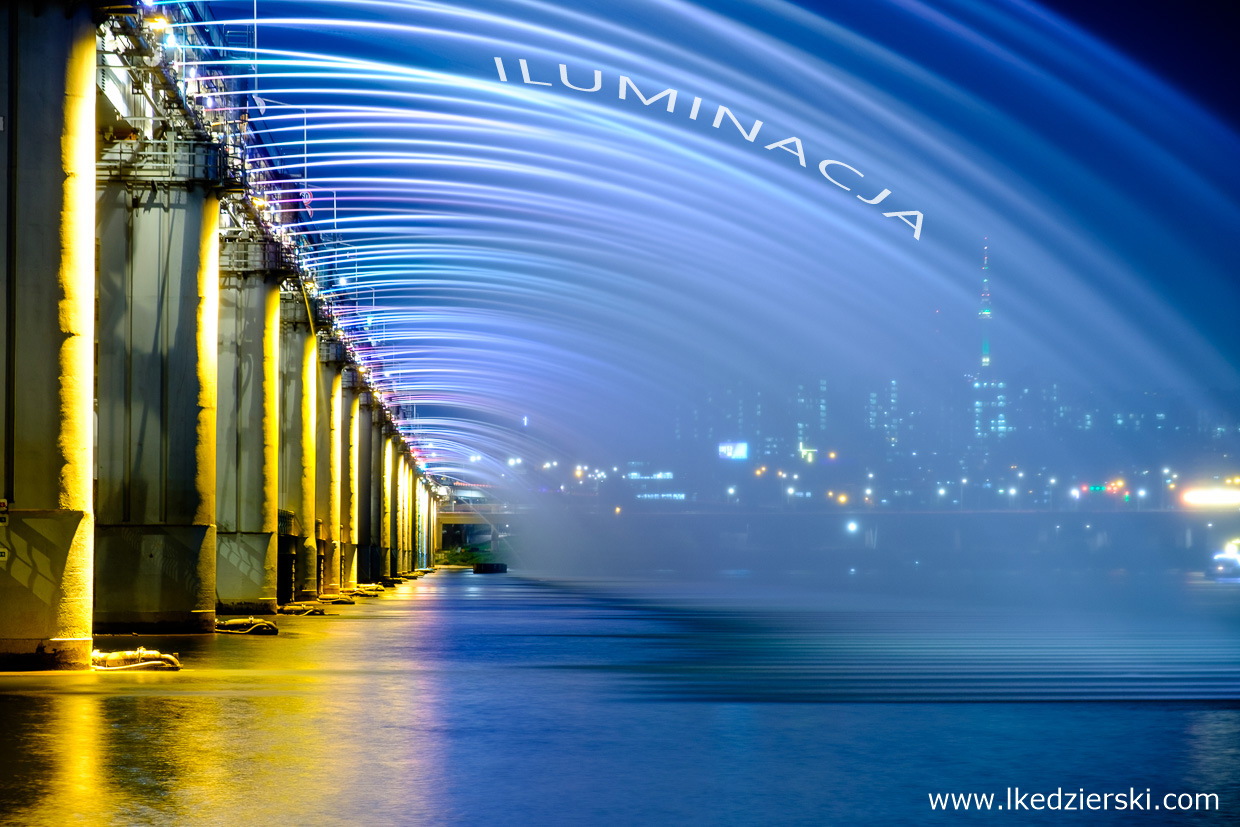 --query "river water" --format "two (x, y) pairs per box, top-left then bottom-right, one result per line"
(1, 569), (1237, 825)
